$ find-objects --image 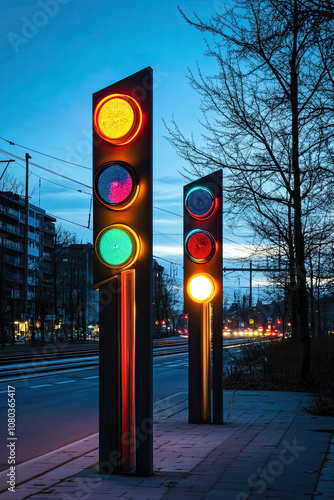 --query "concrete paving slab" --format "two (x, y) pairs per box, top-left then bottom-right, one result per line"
(0, 391), (333, 500)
